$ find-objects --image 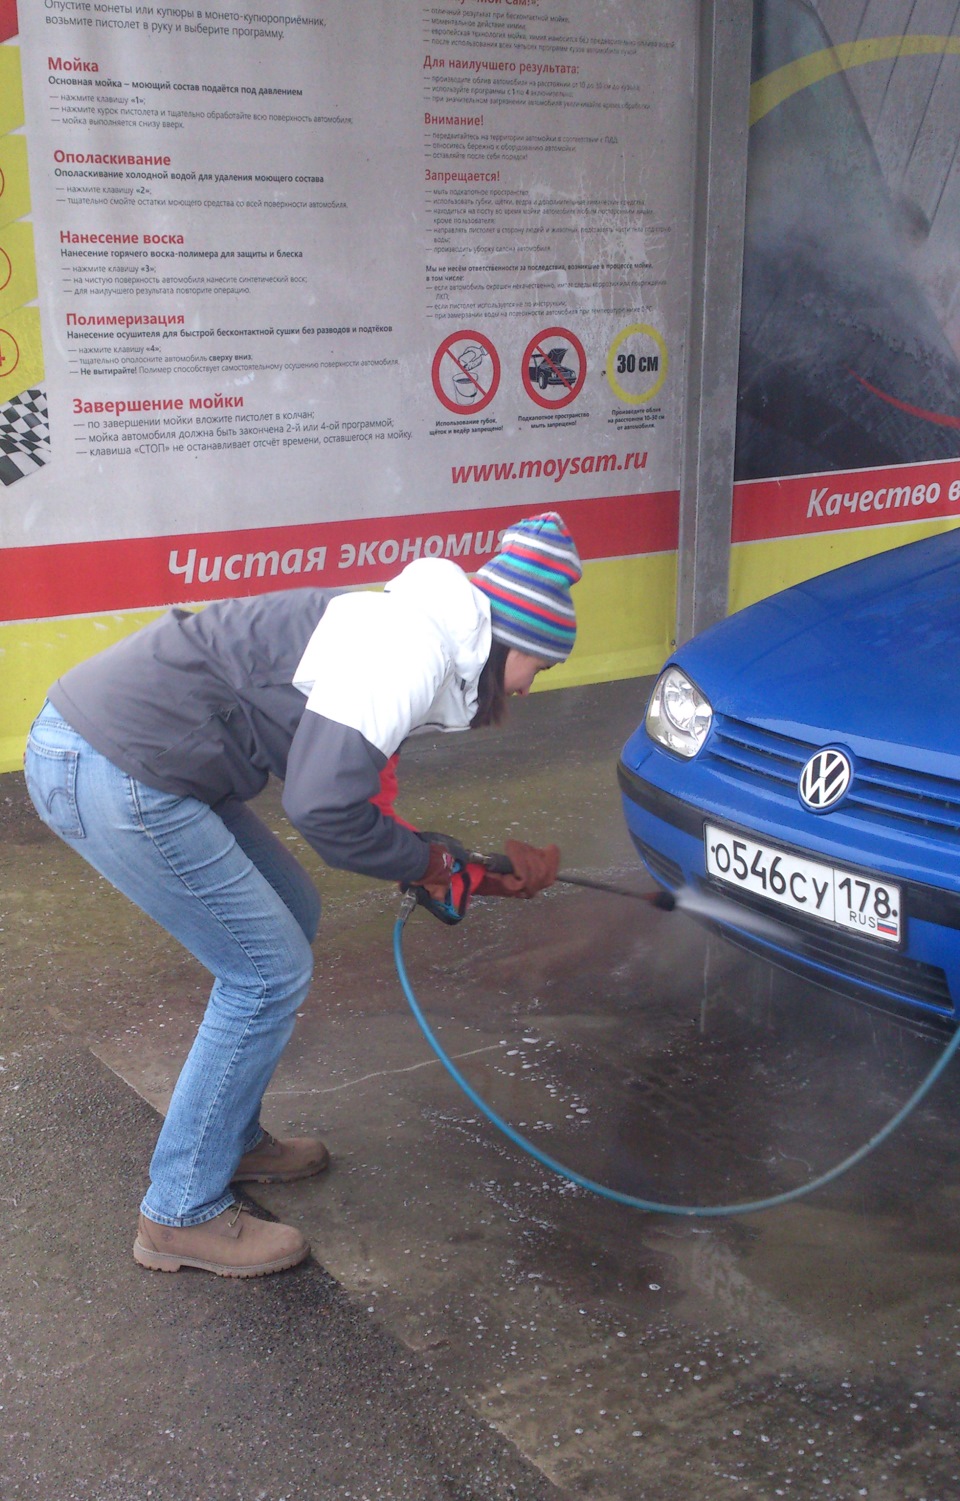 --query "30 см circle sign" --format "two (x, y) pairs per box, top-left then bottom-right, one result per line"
(605, 323), (668, 405)
(432, 330), (501, 414)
